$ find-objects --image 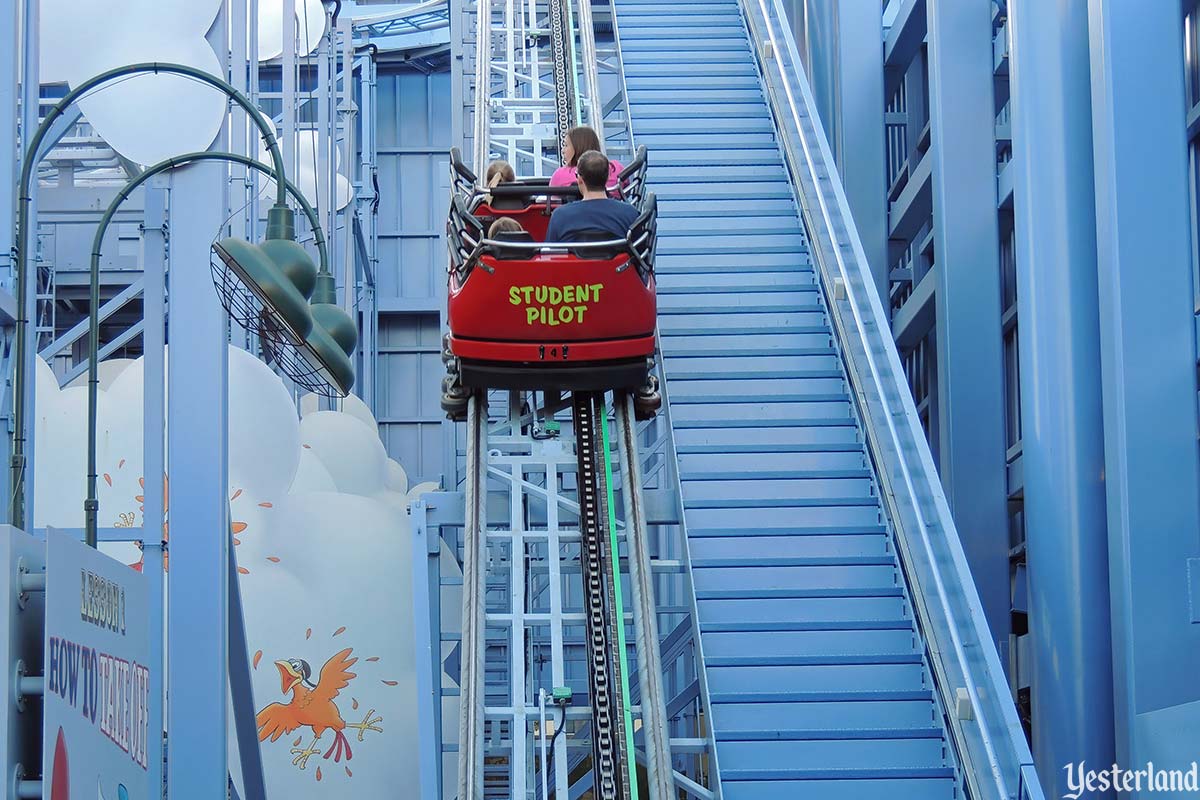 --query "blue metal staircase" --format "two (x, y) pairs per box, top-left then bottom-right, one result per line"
(616, 0), (966, 797)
